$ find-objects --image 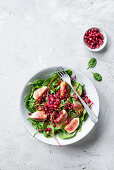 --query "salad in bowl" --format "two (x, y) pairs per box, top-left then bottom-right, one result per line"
(24, 69), (94, 142)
